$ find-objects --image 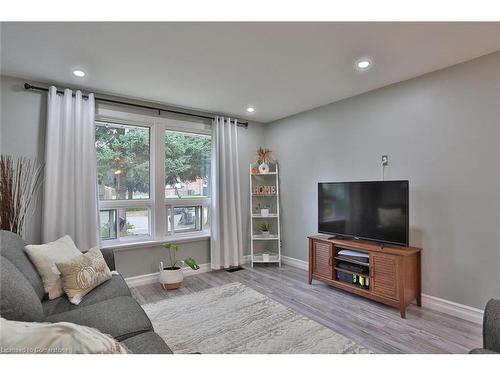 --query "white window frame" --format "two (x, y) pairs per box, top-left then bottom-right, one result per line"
(96, 104), (212, 247)
(164, 128), (211, 237)
(95, 118), (154, 244)
(165, 198), (211, 236)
